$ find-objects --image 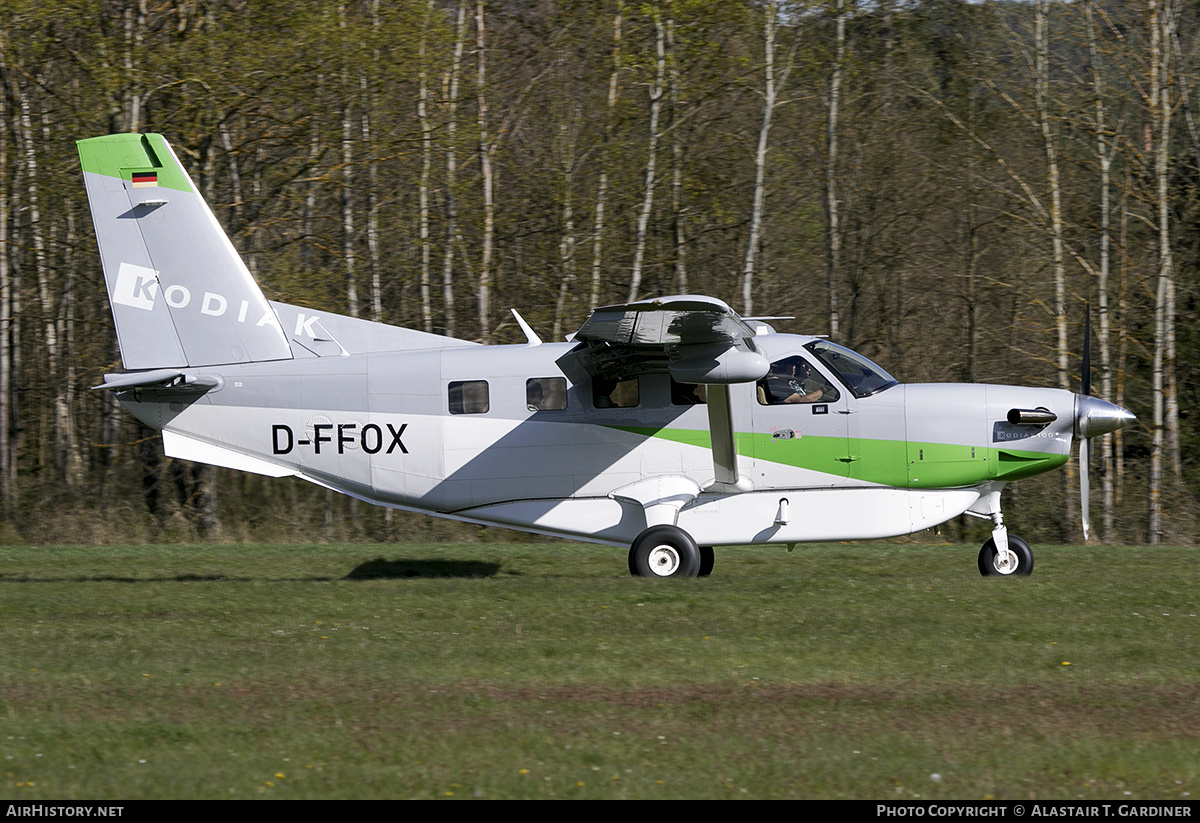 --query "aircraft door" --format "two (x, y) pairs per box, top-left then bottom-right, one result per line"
(750, 354), (853, 486)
